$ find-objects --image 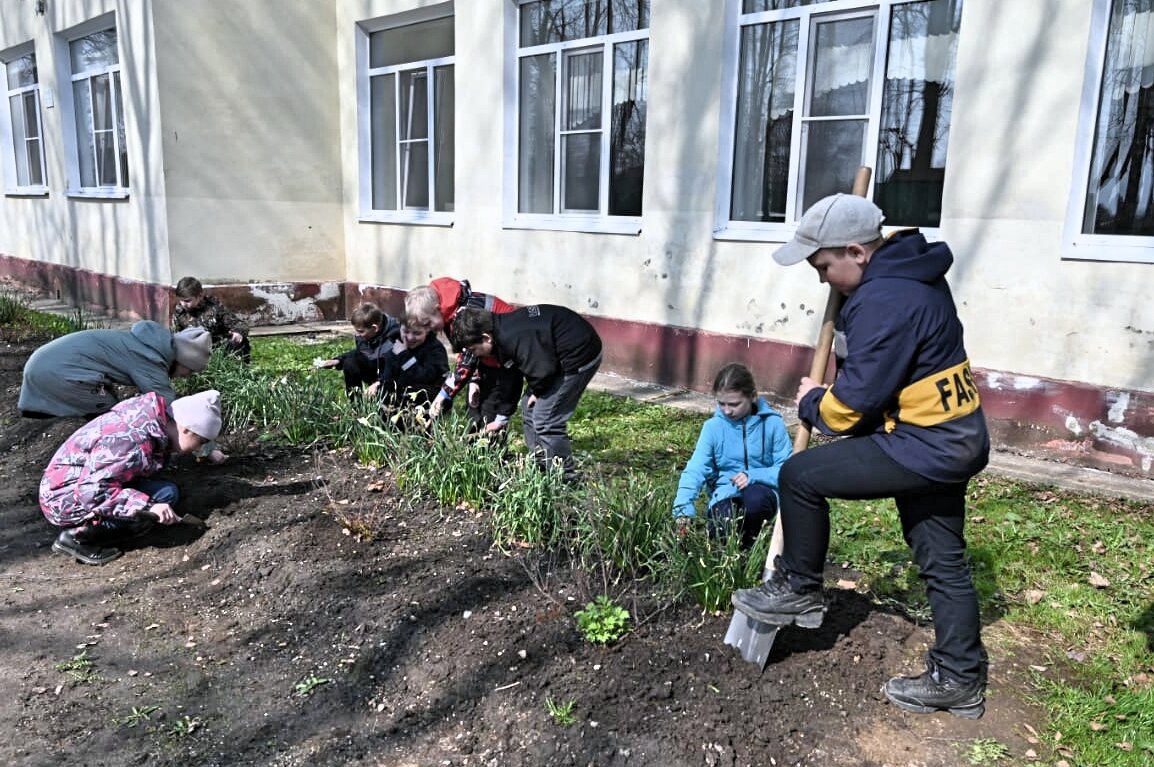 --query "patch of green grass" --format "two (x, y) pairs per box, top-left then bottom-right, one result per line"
(0, 291), (95, 340)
